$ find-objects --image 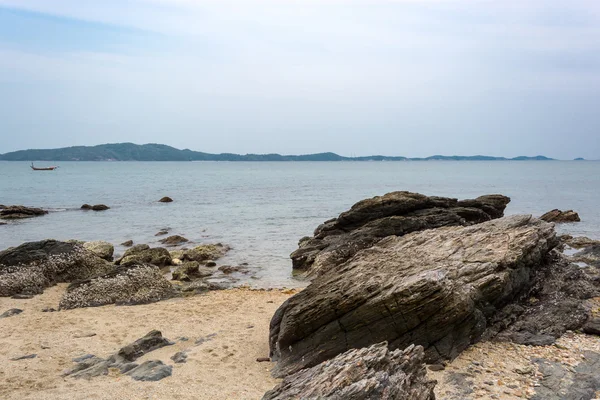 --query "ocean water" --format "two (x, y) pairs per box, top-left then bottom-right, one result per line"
(1, 161), (599, 287)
